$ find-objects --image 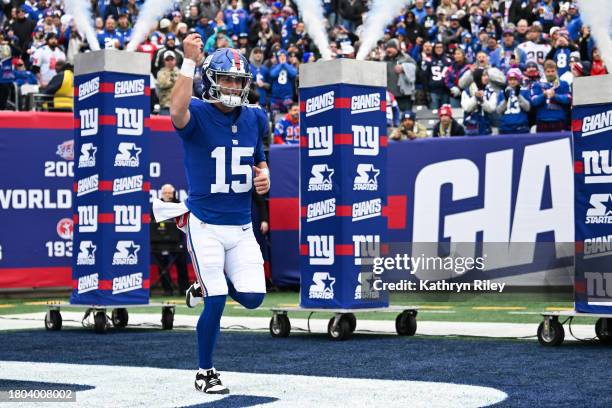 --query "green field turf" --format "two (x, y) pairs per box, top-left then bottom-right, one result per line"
(0, 291), (595, 324)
